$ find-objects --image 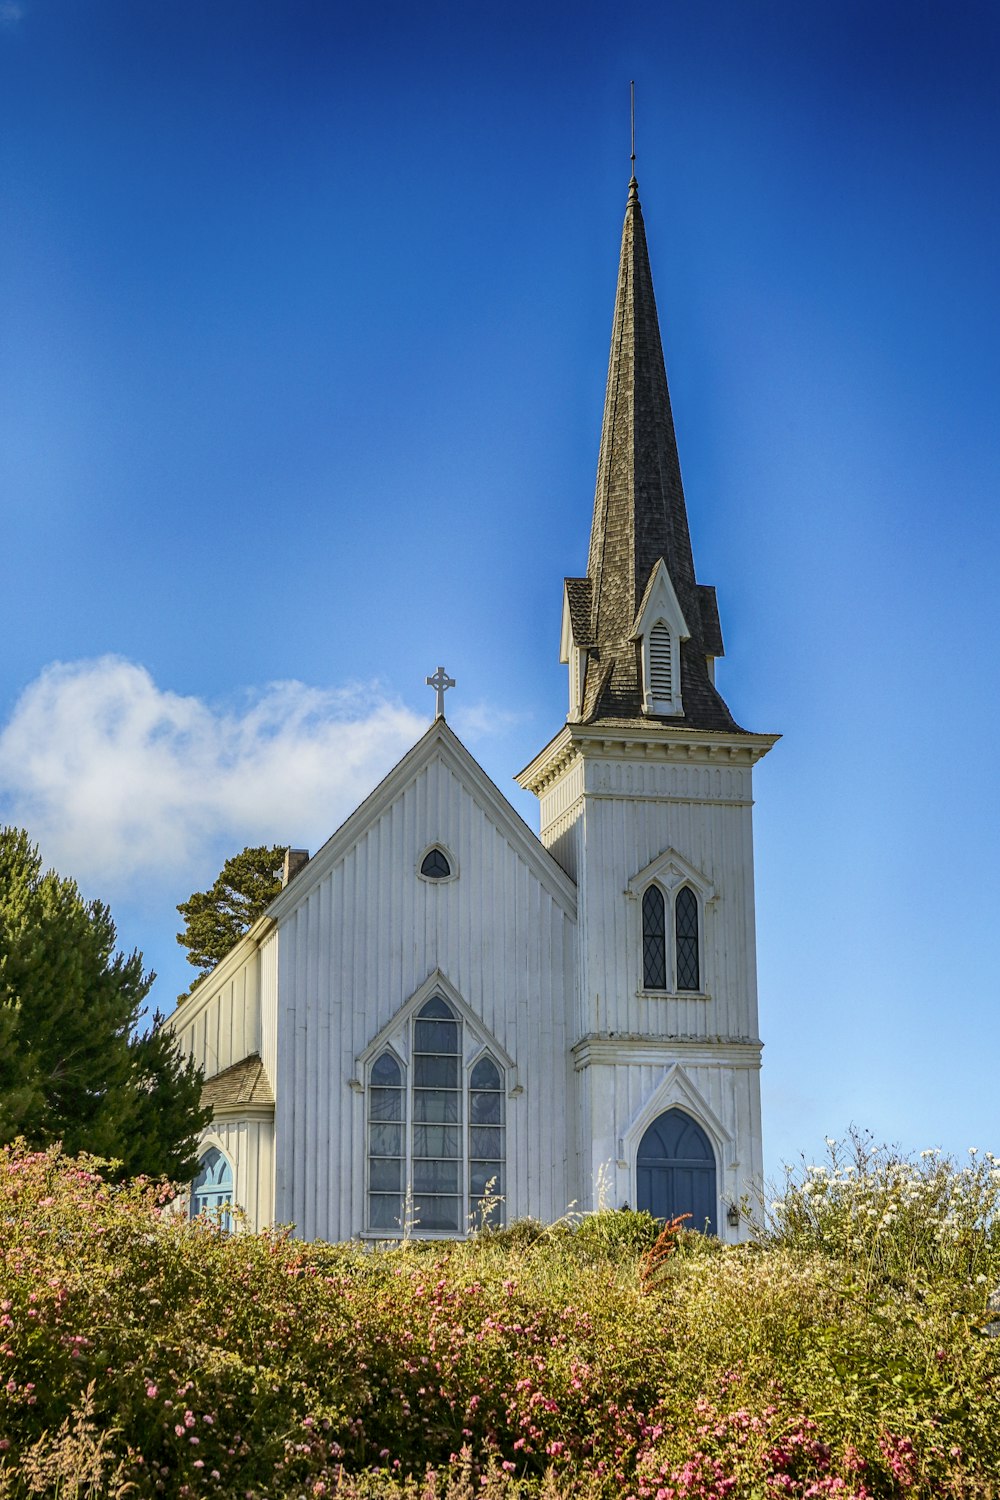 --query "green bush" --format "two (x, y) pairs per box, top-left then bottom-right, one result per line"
(0, 1138), (998, 1498)
(572, 1208), (662, 1259)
